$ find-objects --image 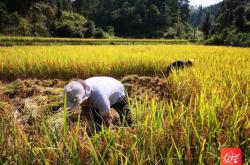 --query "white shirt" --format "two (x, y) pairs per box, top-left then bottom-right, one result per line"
(84, 77), (125, 115)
